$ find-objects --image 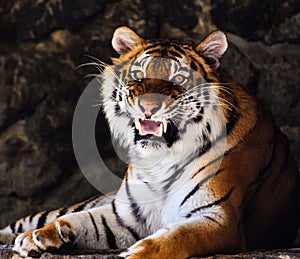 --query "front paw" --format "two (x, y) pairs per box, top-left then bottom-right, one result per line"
(119, 239), (153, 259)
(13, 220), (74, 257)
(119, 229), (188, 259)
(13, 231), (42, 257)
(119, 238), (168, 259)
